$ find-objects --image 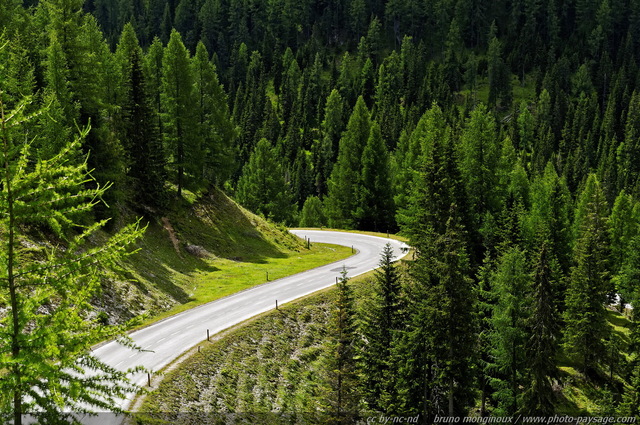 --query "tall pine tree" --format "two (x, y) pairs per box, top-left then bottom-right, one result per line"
(564, 174), (612, 374)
